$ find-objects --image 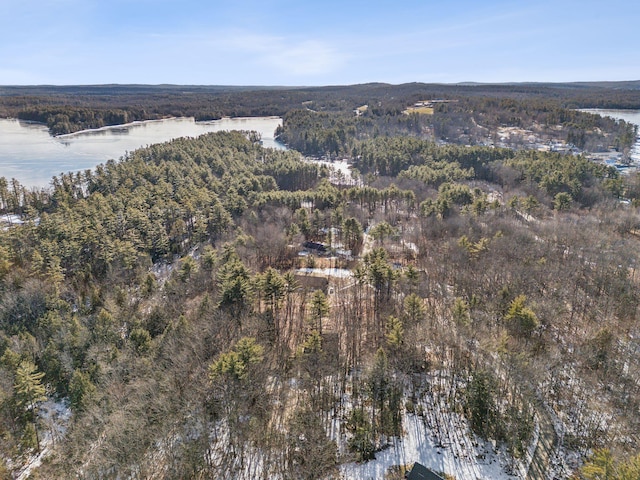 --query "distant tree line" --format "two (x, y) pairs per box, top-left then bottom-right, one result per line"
(2, 82), (640, 137)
